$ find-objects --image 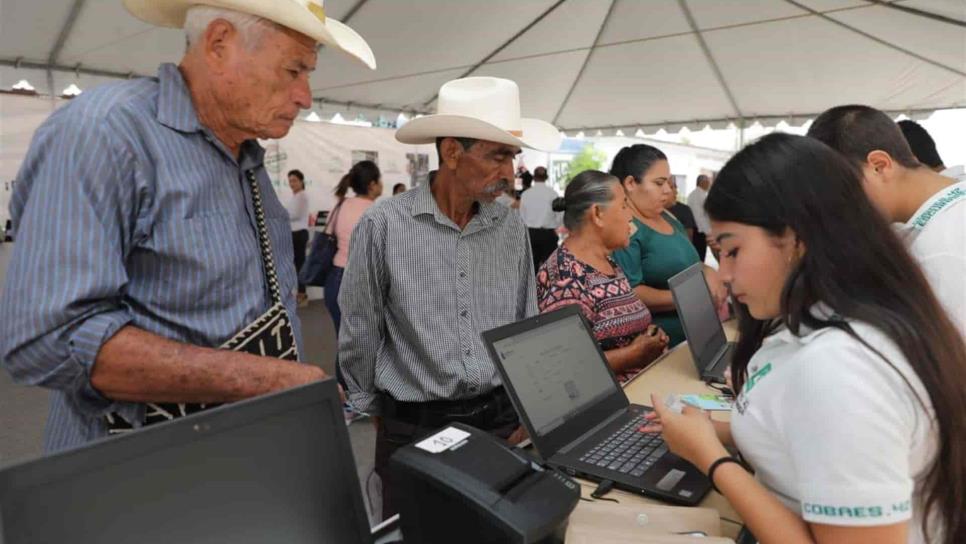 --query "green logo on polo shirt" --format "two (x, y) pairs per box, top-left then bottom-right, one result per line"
(911, 187), (966, 229)
(803, 500), (910, 519)
(743, 362), (772, 394)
